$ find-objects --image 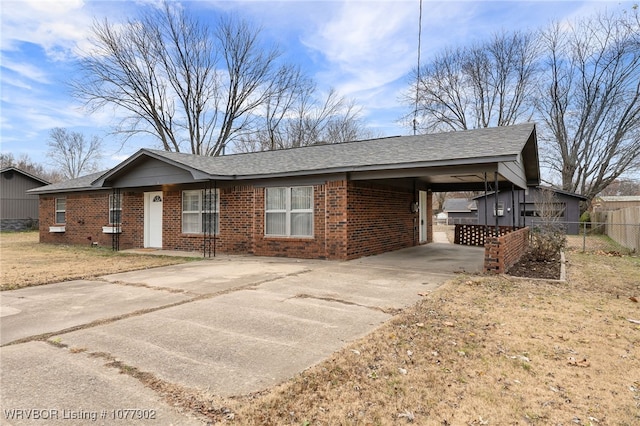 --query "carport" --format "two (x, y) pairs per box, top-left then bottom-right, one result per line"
(348, 123), (540, 248)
